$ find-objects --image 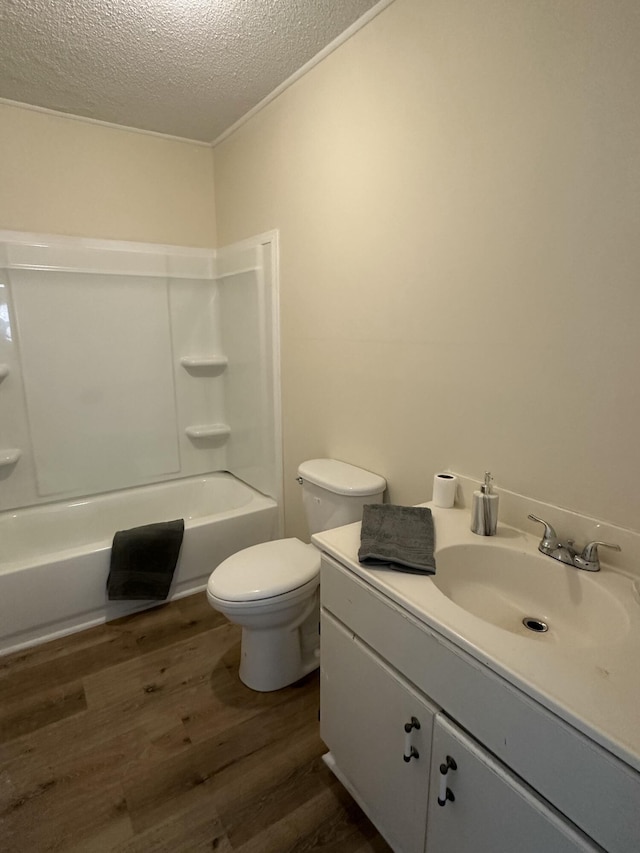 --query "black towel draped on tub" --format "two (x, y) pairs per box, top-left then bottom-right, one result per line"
(106, 519), (185, 600)
(358, 504), (436, 575)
